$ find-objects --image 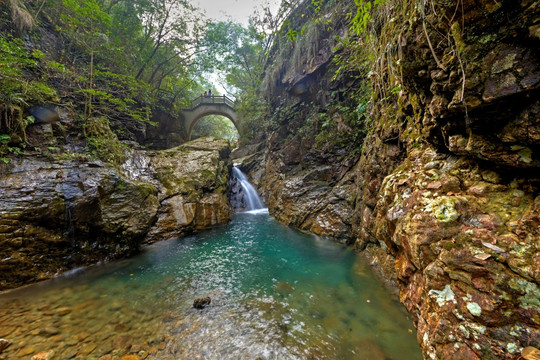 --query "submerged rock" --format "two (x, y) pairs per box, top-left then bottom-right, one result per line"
(522, 347), (540, 360)
(39, 327), (60, 337)
(31, 350), (55, 360)
(193, 297), (211, 309)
